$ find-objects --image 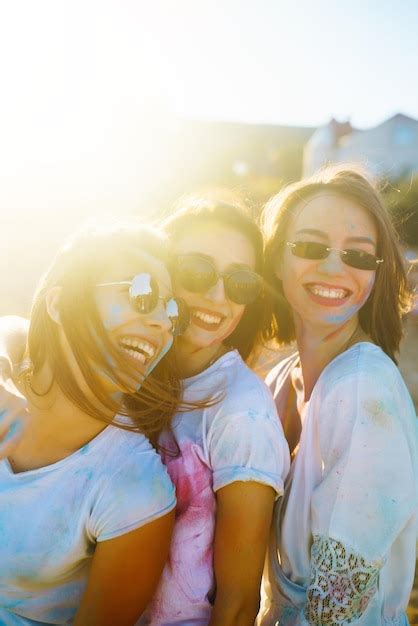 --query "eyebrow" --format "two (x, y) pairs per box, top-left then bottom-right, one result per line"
(294, 228), (376, 246)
